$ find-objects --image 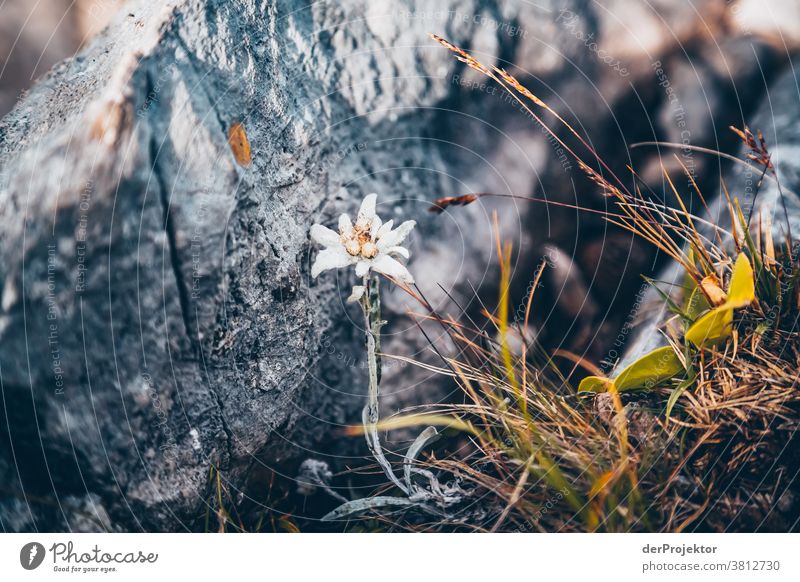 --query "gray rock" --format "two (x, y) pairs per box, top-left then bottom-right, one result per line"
(0, 0), (588, 531)
(1, 0), (790, 532)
